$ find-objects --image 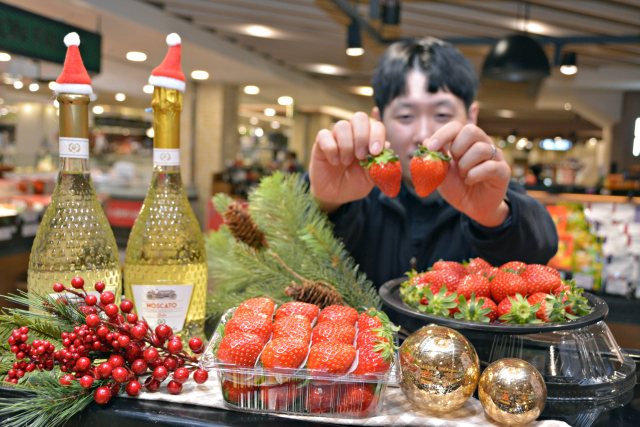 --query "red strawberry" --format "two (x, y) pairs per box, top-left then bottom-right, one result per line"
(522, 268), (562, 295)
(454, 293), (498, 322)
(456, 274), (491, 300)
(356, 329), (390, 349)
(307, 384), (339, 413)
(360, 149), (402, 198)
(222, 380), (257, 405)
(498, 294), (542, 324)
(260, 382), (304, 411)
(274, 302), (319, 324)
(260, 337), (309, 369)
(273, 315), (312, 343)
(410, 146), (450, 197)
(216, 332), (264, 367)
(234, 297), (275, 318)
(405, 270), (461, 292)
(351, 344), (391, 375)
(415, 286), (458, 317)
(527, 292), (570, 323)
(311, 321), (356, 345)
(317, 305), (358, 326)
(225, 312), (273, 344)
(553, 282), (592, 316)
(465, 257), (492, 275)
(499, 261), (526, 274)
(527, 264), (561, 278)
(477, 267), (499, 280)
(337, 383), (377, 416)
(490, 271), (528, 304)
(307, 343), (356, 374)
(356, 310), (383, 332)
(432, 260), (466, 276)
